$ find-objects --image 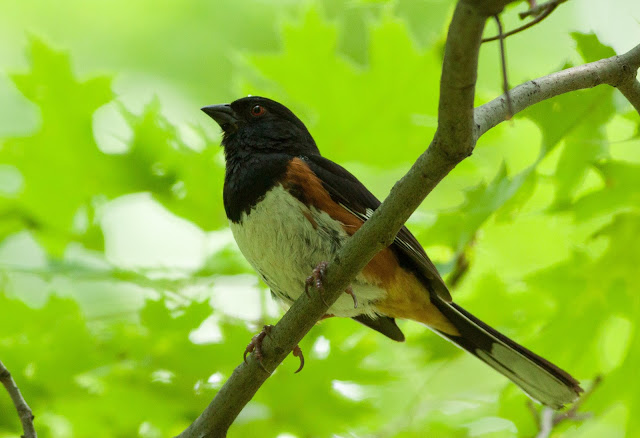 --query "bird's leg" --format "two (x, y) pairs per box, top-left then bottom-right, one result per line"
(305, 261), (358, 309)
(244, 325), (273, 372)
(243, 324), (305, 373)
